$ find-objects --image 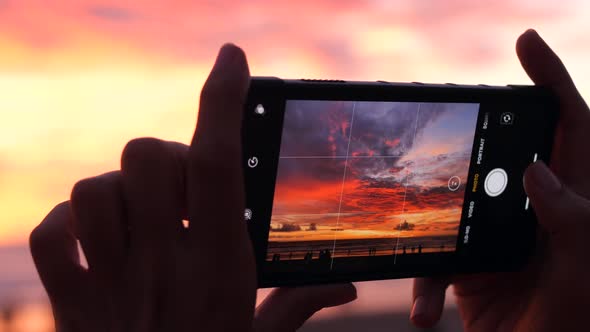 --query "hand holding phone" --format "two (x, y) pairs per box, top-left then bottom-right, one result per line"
(29, 44), (356, 332)
(410, 29), (590, 332)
